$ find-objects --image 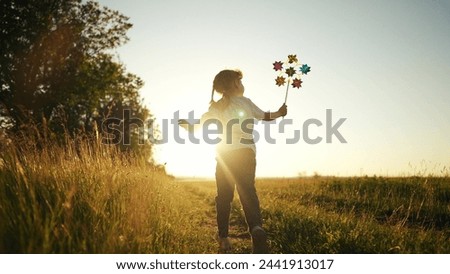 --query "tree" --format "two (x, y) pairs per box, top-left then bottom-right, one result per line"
(0, 0), (150, 155)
